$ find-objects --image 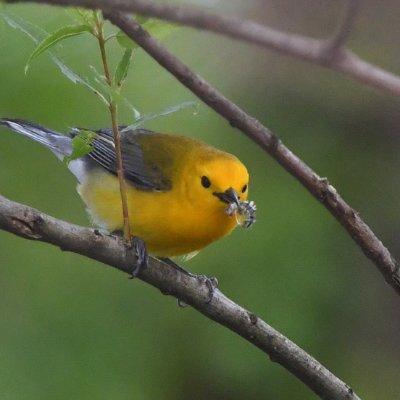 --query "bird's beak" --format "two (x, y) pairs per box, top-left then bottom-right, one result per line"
(213, 188), (240, 205)
(214, 187), (257, 228)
